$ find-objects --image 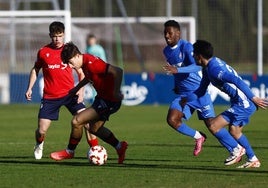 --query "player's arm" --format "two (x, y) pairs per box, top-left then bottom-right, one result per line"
(221, 71), (268, 109)
(194, 70), (211, 98)
(163, 43), (201, 74)
(222, 72), (268, 109)
(25, 66), (40, 101)
(221, 72), (255, 100)
(69, 77), (89, 97)
(163, 63), (201, 74)
(180, 42), (202, 73)
(107, 64), (124, 101)
(74, 68), (86, 103)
